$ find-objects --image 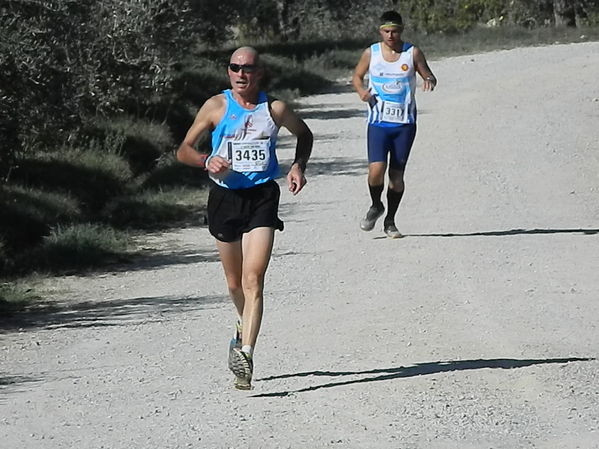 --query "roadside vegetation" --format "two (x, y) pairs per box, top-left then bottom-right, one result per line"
(1, 0), (598, 314)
